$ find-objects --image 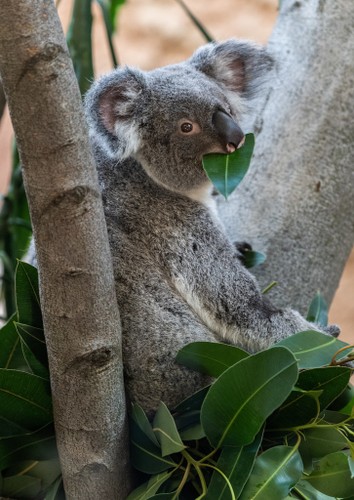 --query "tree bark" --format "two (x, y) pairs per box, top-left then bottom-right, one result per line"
(219, 0), (354, 315)
(0, 1), (130, 498)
